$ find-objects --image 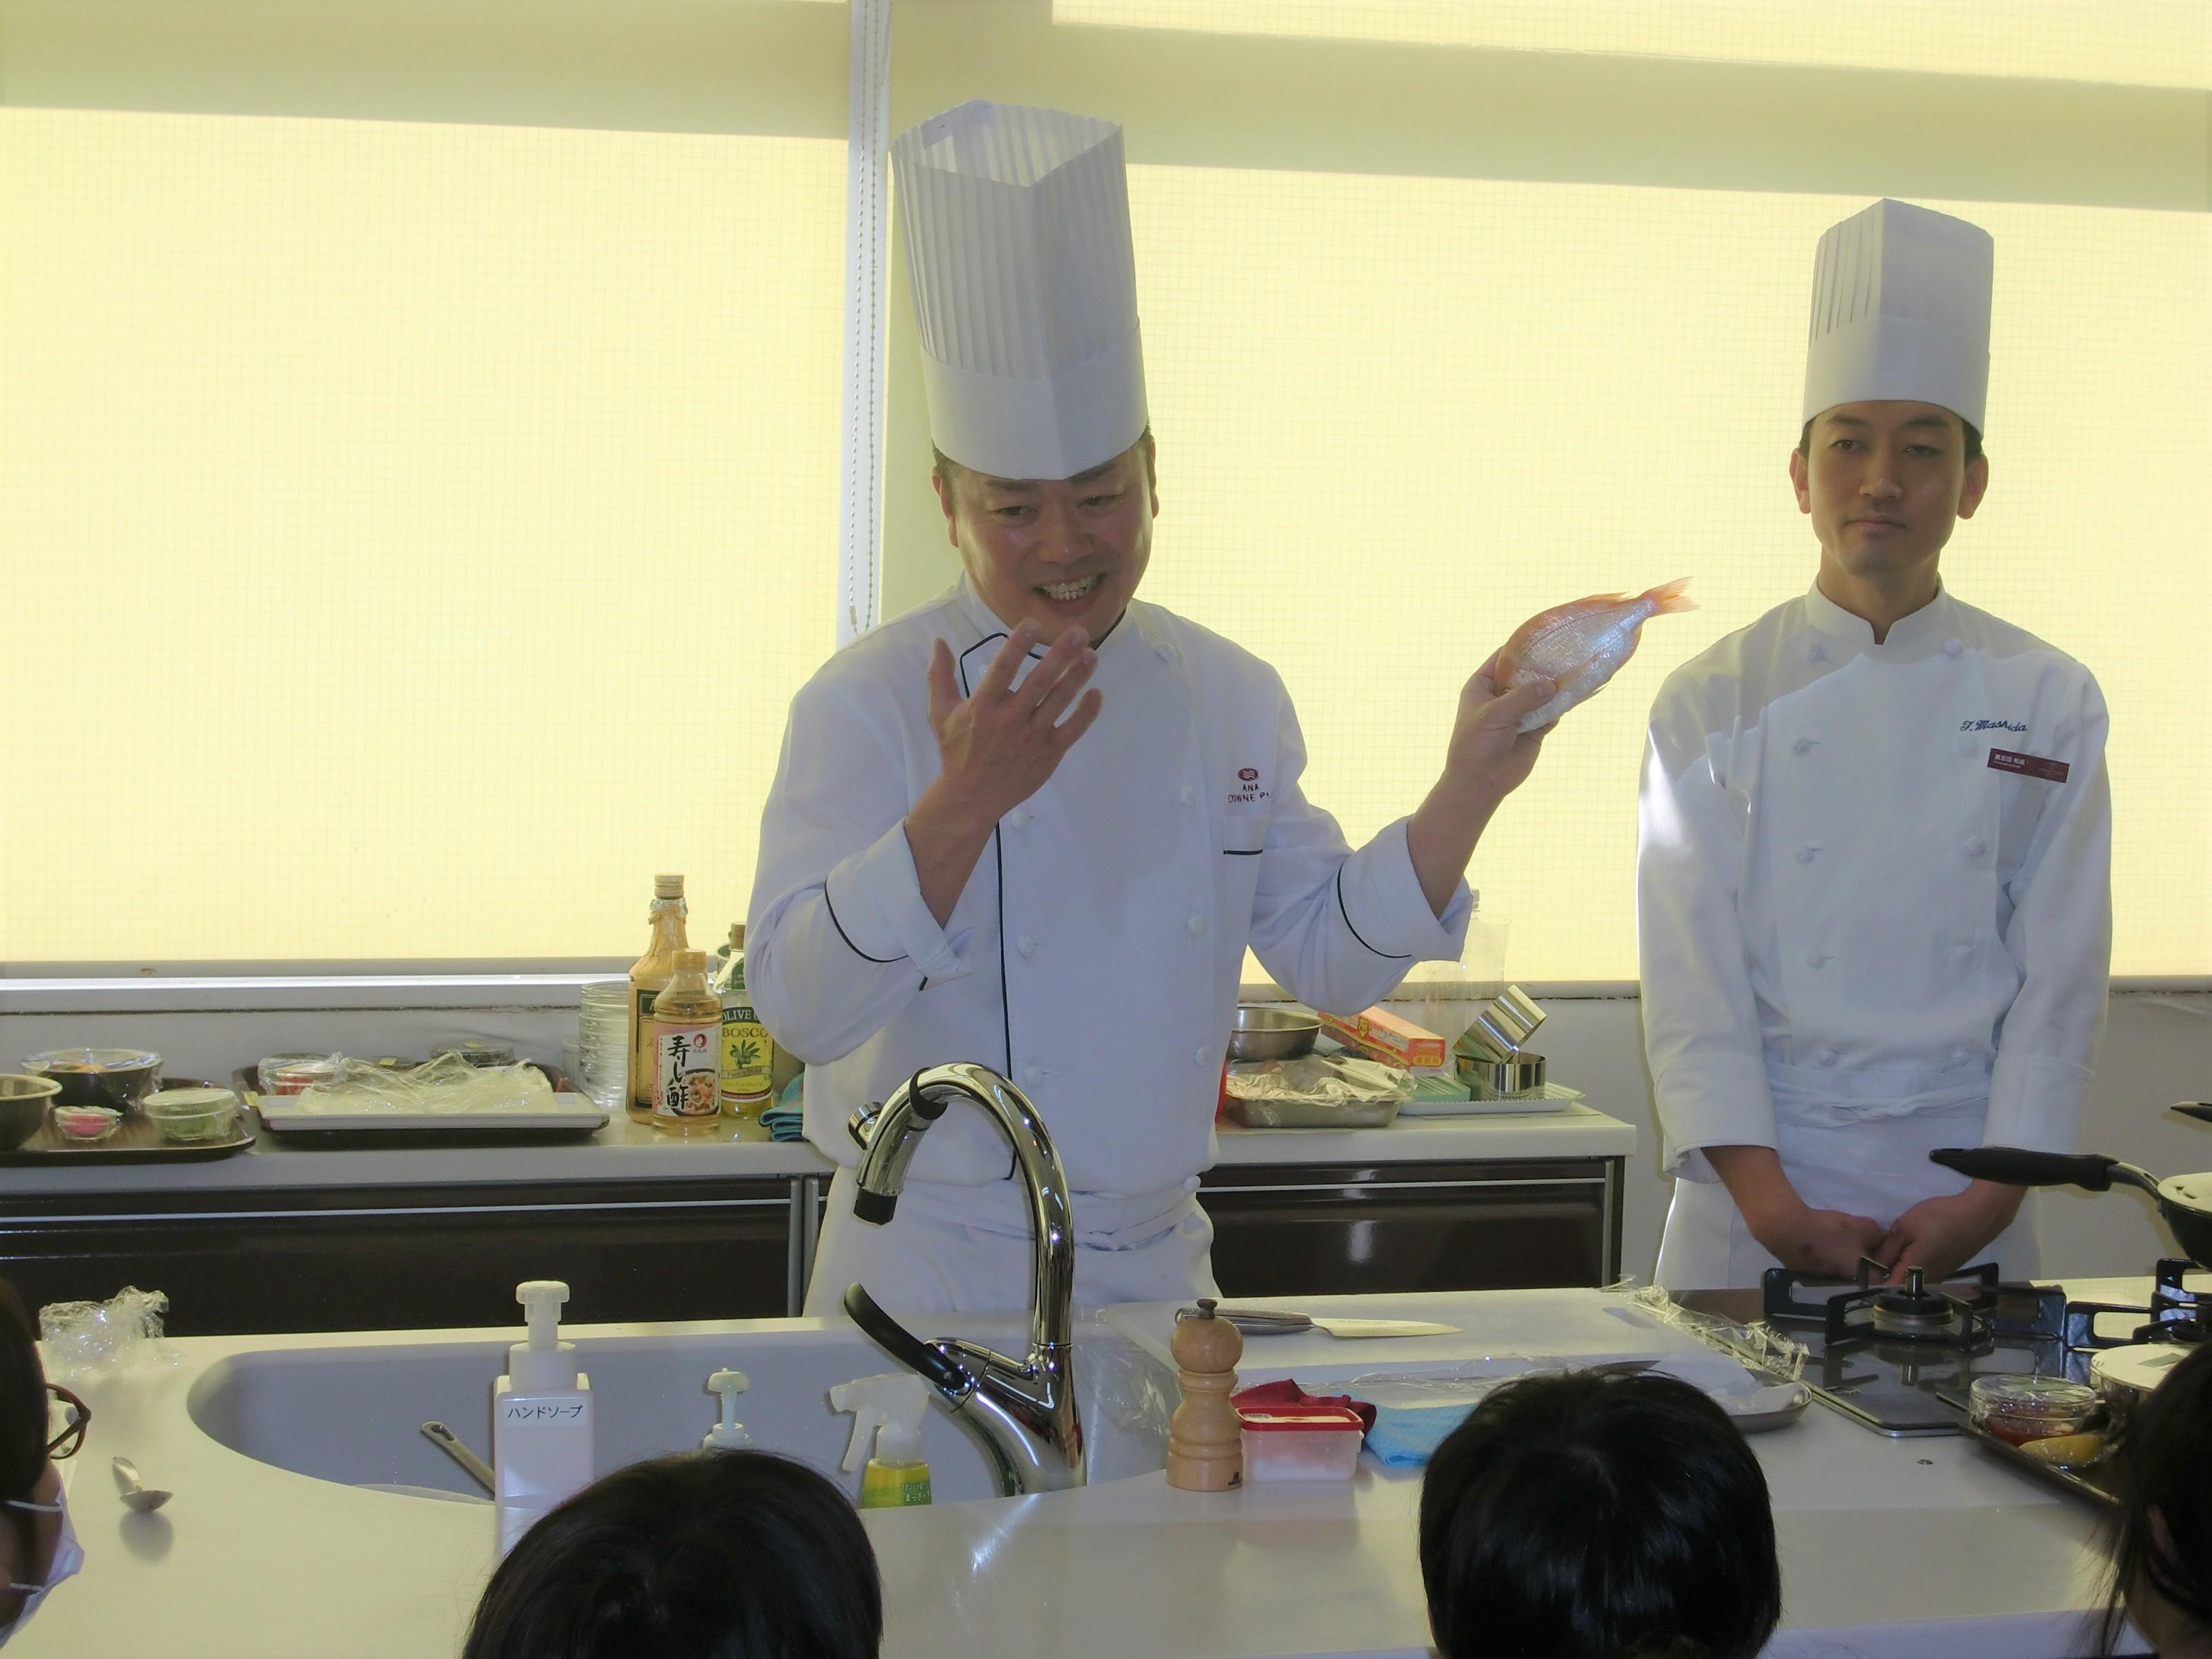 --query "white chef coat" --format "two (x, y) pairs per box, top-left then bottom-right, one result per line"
(749, 578), (1471, 1313)
(1639, 581), (2110, 1291)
